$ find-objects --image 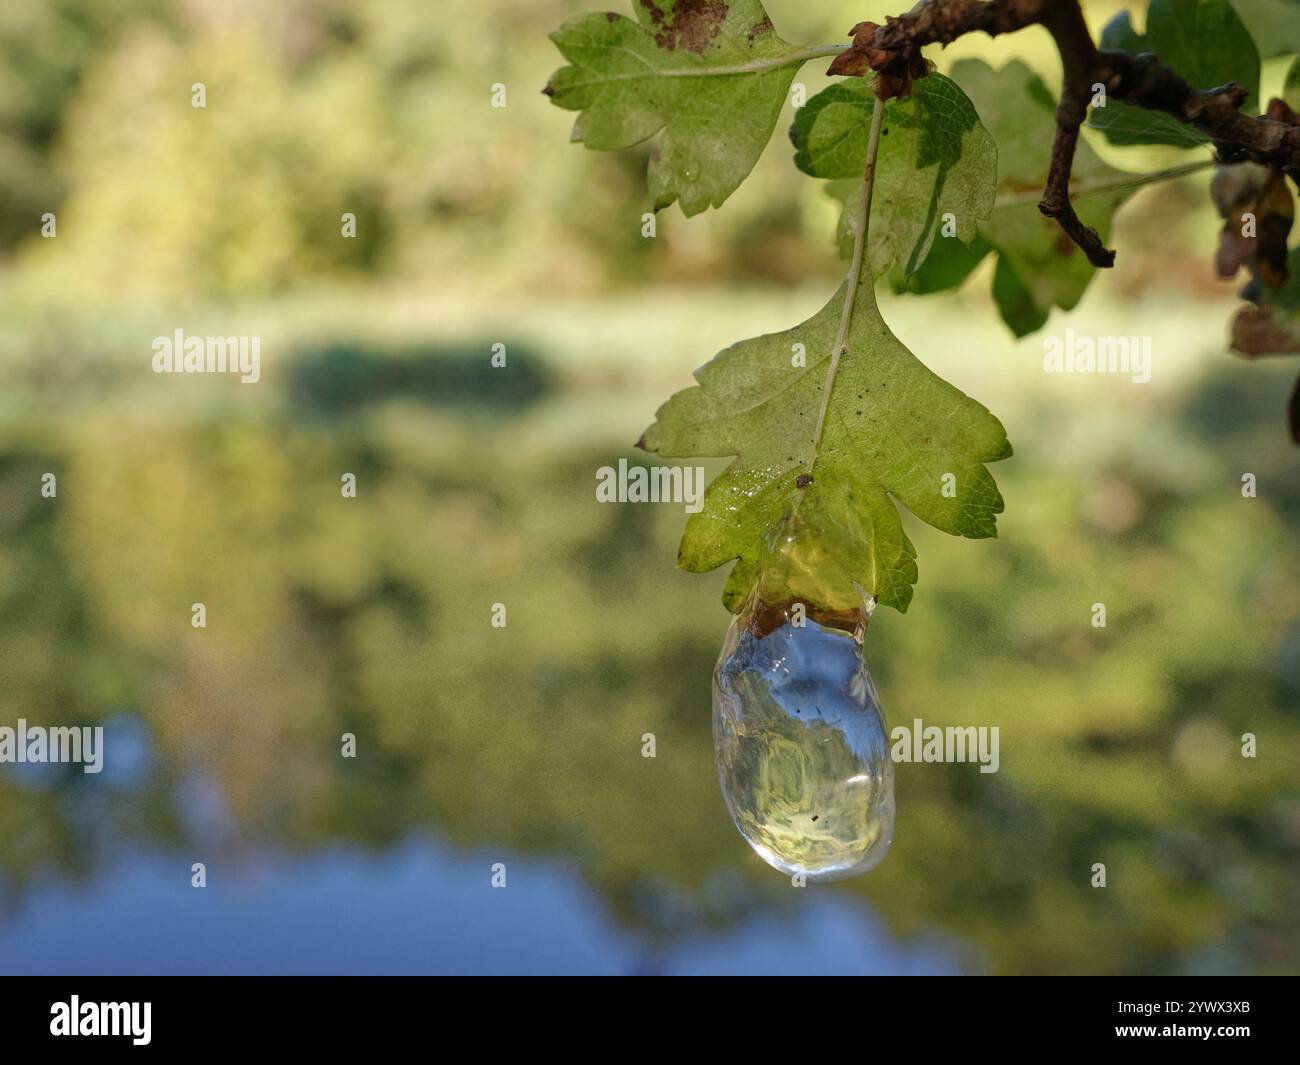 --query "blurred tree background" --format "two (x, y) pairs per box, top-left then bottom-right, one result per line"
(0, 0), (1297, 974)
